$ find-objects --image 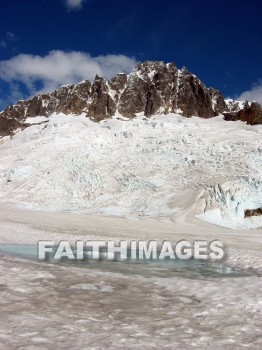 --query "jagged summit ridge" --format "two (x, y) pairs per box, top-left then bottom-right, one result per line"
(0, 61), (261, 135)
